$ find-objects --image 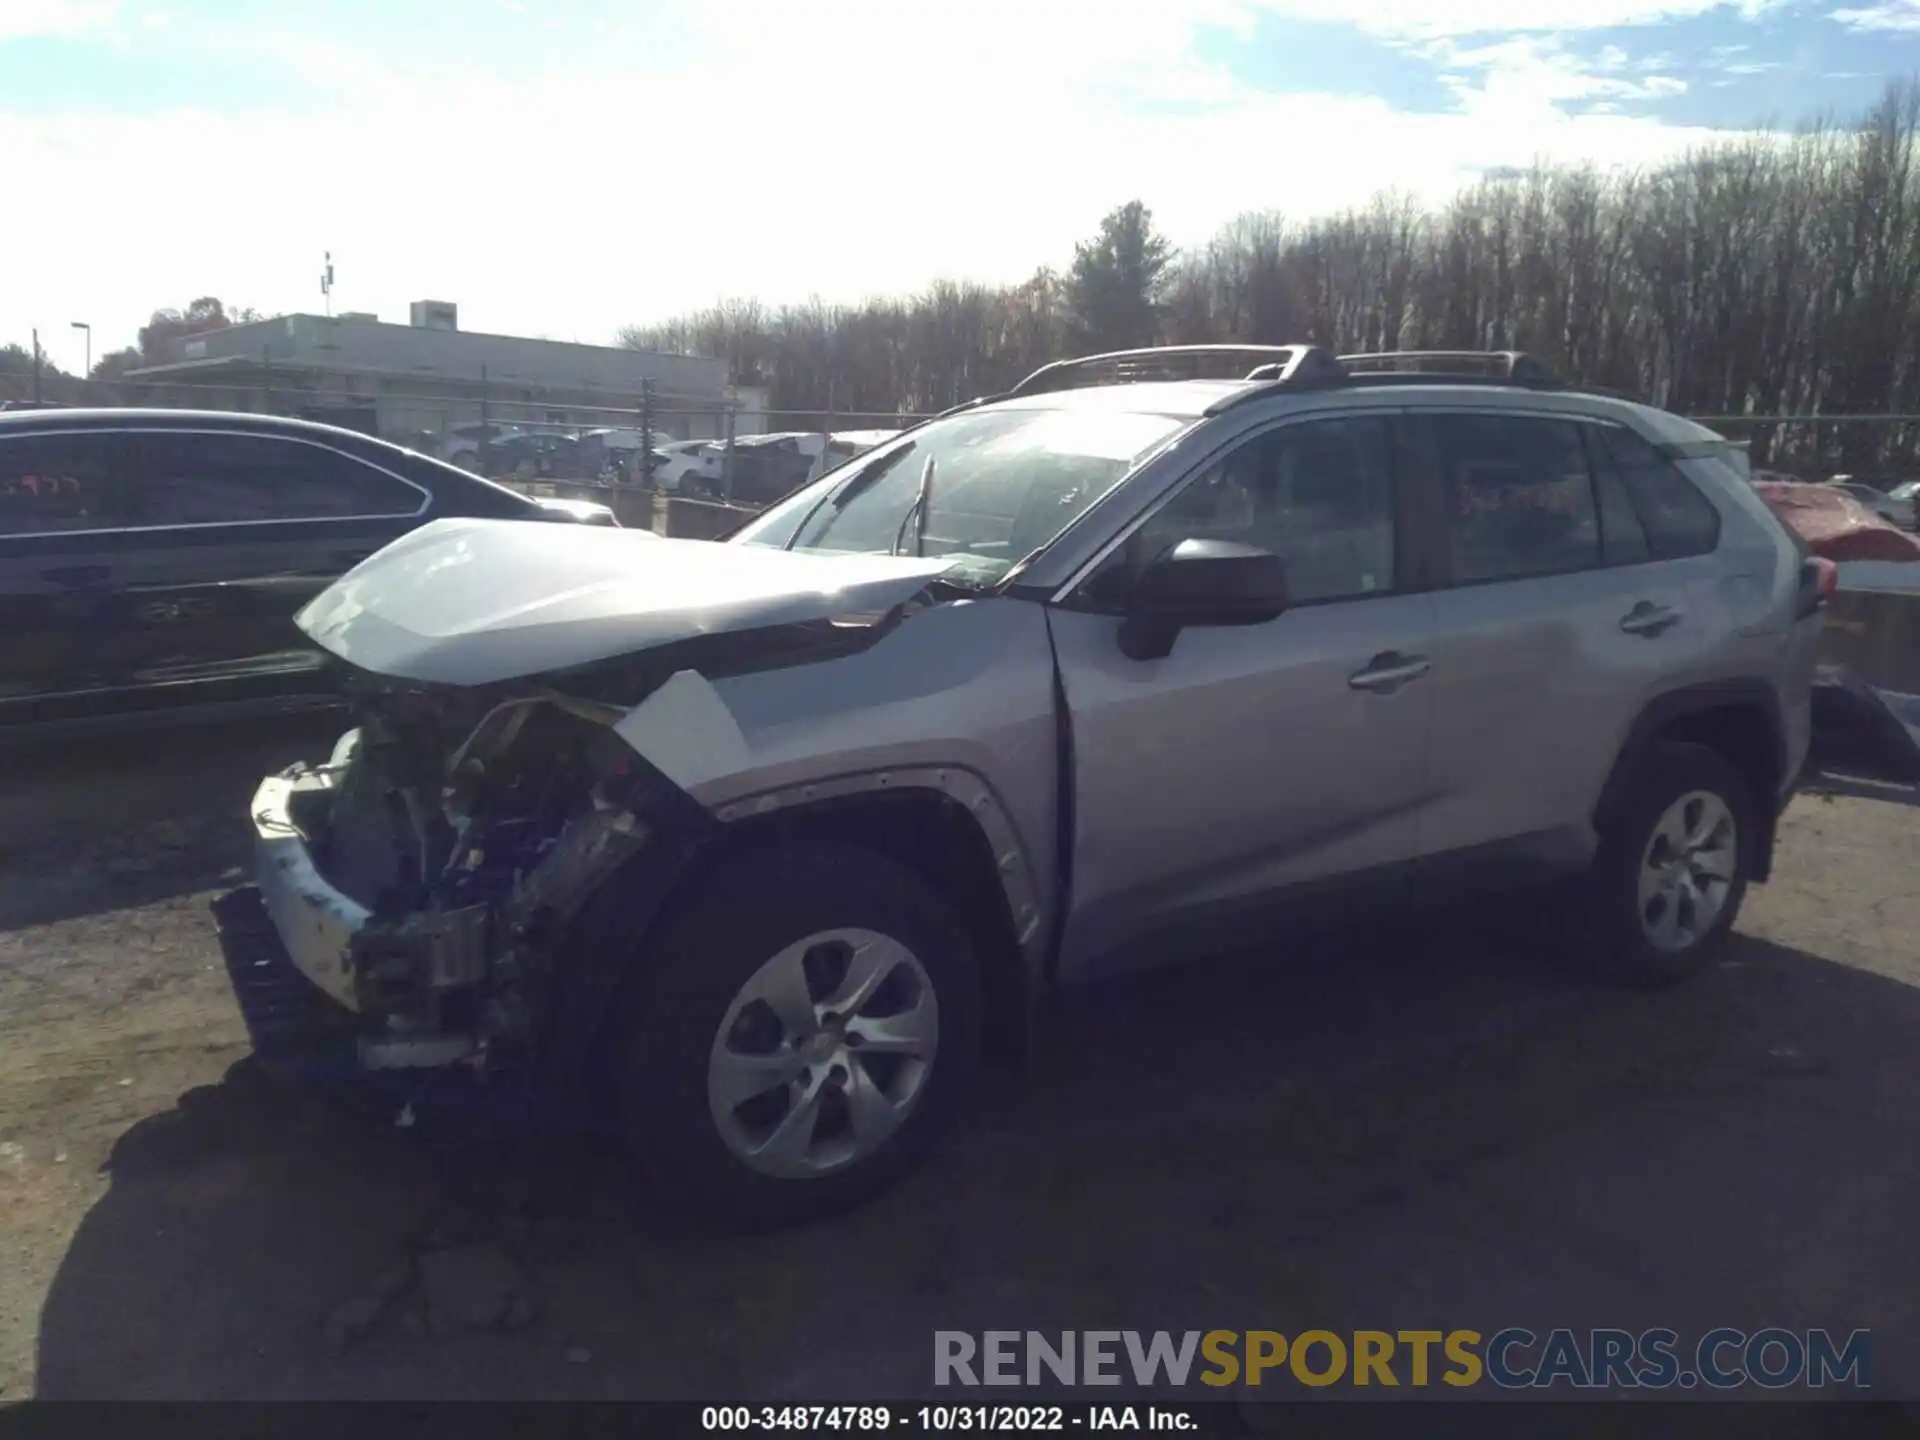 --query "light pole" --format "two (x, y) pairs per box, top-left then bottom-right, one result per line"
(70, 321), (90, 380)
